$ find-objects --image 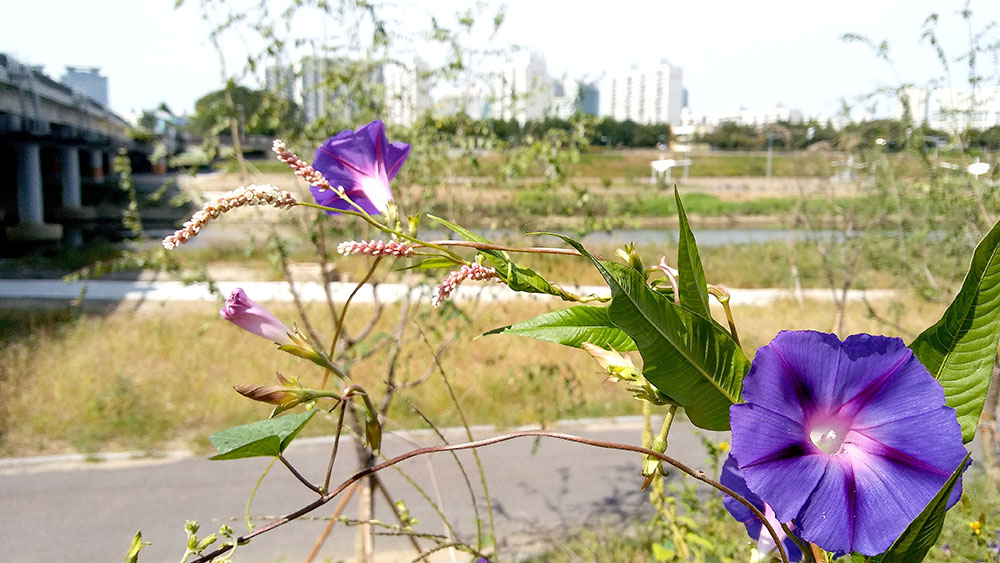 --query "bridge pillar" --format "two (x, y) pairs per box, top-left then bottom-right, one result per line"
(89, 149), (104, 182)
(60, 147), (84, 247)
(6, 142), (62, 242)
